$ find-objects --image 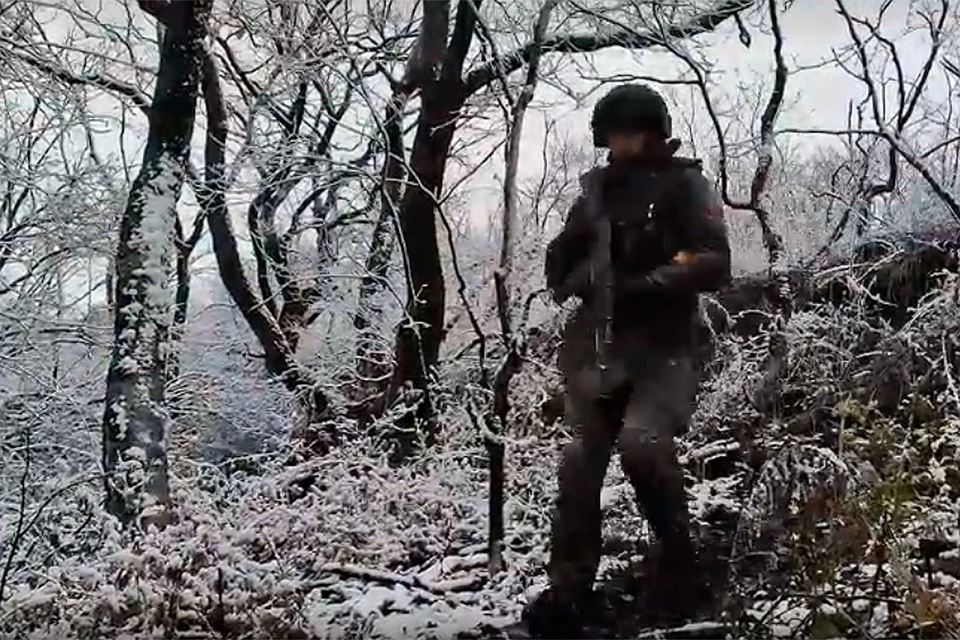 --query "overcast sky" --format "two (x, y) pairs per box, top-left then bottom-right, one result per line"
(68, 0), (949, 214)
